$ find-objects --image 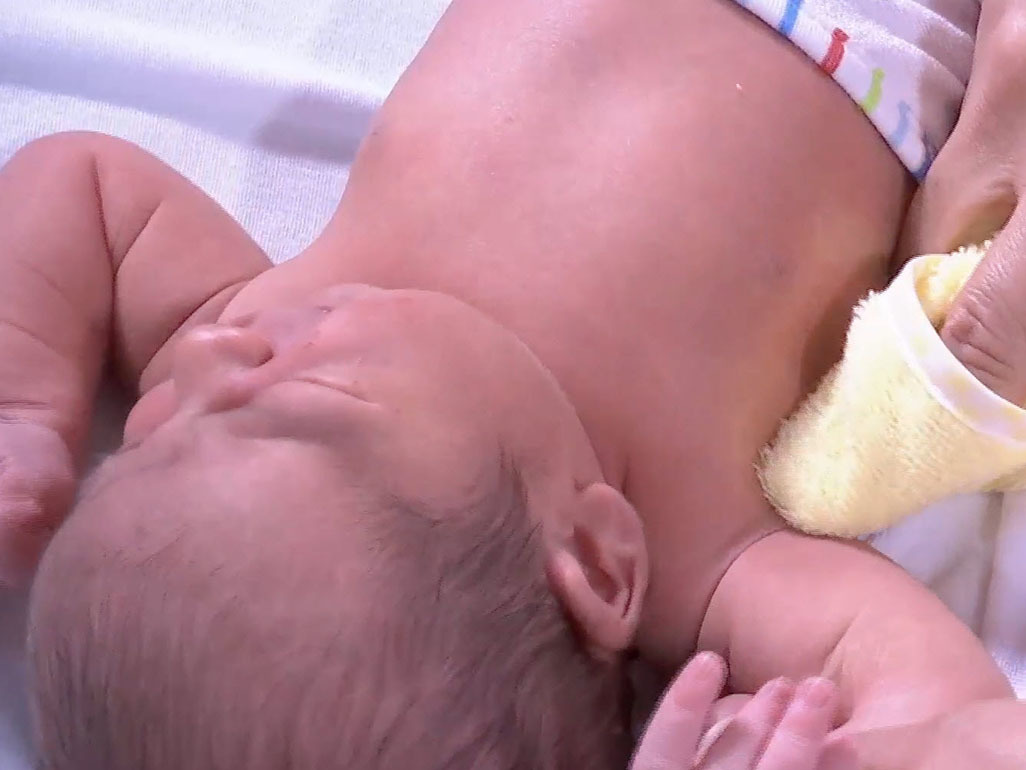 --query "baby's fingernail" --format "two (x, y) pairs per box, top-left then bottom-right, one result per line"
(796, 677), (835, 708)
